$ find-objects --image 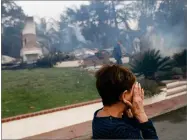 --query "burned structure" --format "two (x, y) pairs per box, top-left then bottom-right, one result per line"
(20, 17), (43, 64)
